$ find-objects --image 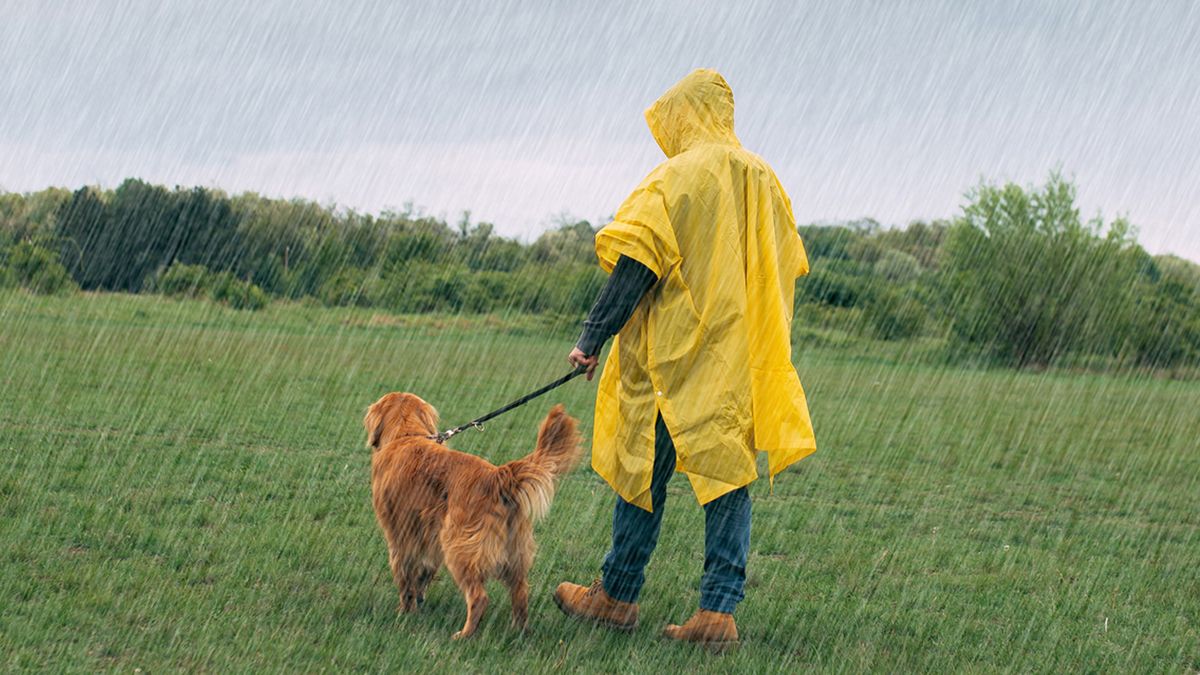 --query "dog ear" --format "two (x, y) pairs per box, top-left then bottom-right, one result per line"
(369, 420), (385, 449)
(364, 403), (385, 450)
(418, 402), (440, 435)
